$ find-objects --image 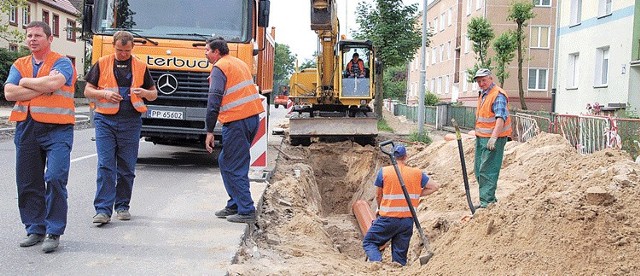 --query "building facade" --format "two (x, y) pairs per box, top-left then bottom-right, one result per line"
(1, 0), (84, 77)
(555, 0), (639, 115)
(407, 0), (556, 110)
